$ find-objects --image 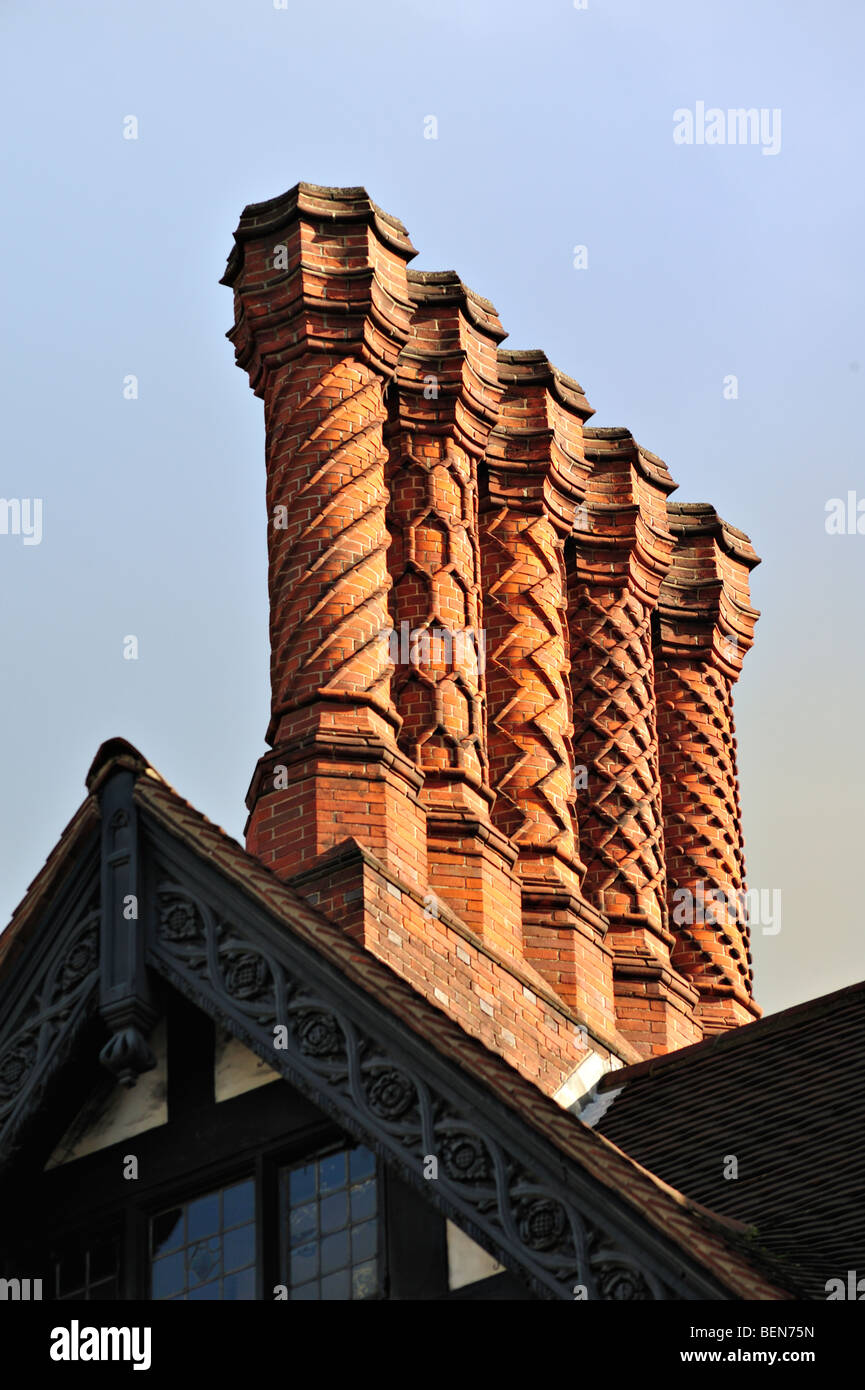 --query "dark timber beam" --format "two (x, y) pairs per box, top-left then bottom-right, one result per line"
(94, 745), (157, 1087)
